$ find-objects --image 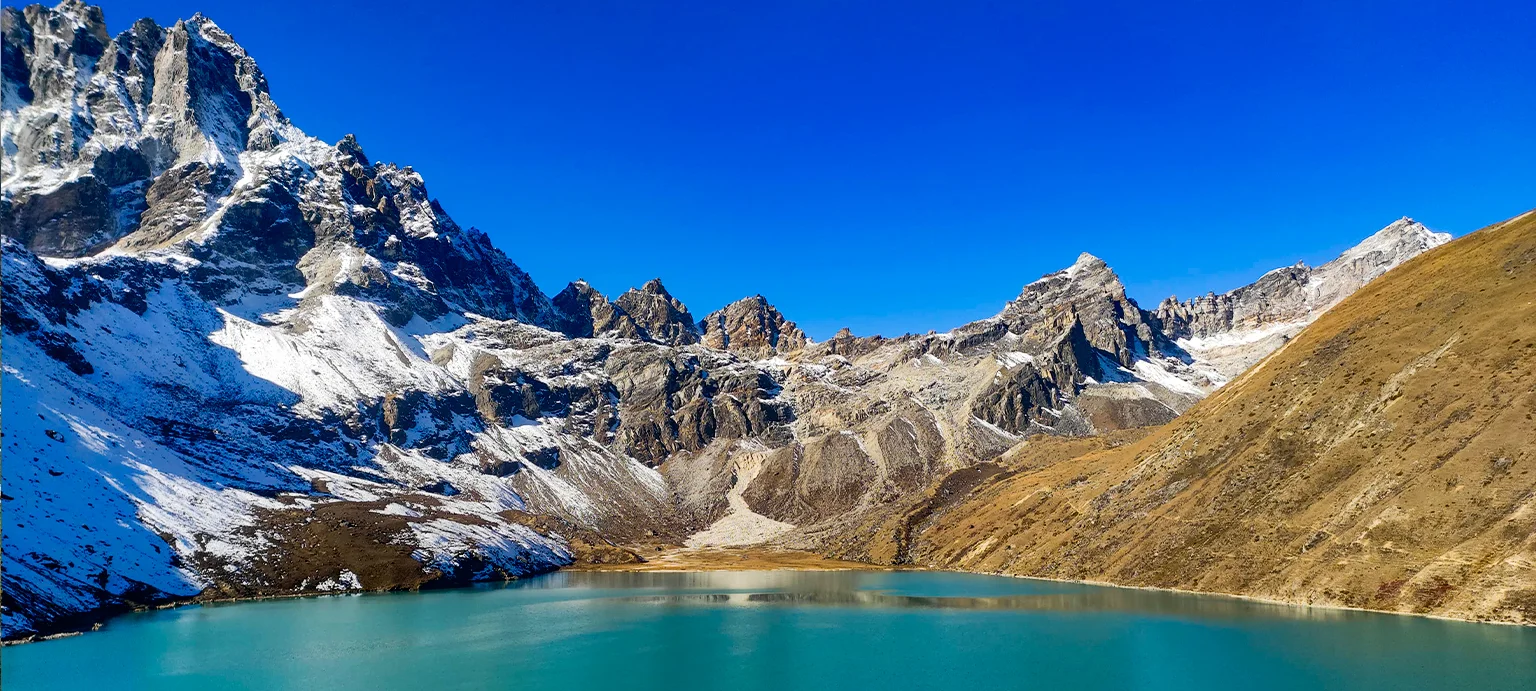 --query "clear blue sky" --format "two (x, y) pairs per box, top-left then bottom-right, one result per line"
(100, 0), (1534, 339)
